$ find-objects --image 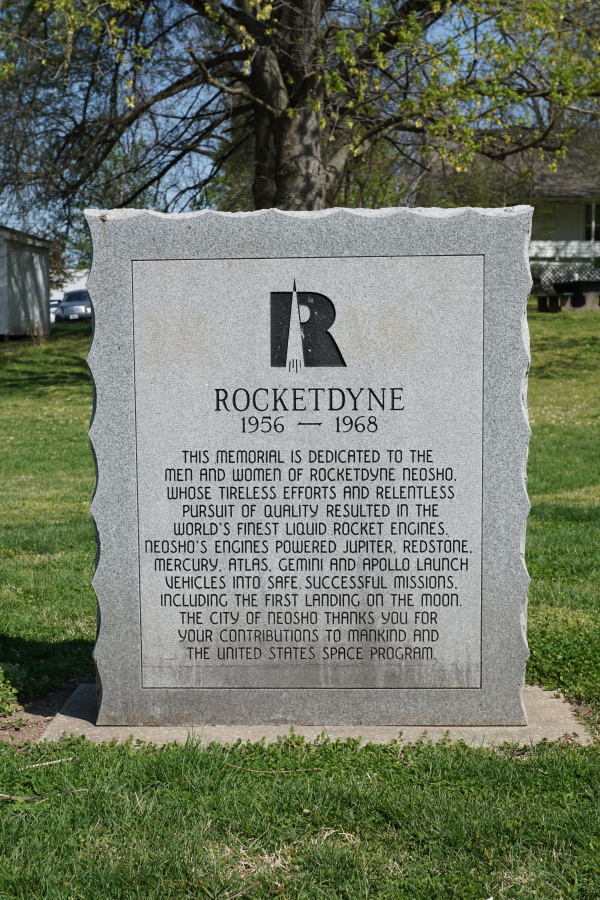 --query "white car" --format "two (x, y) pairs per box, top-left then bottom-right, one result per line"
(49, 299), (60, 324)
(54, 290), (92, 322)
